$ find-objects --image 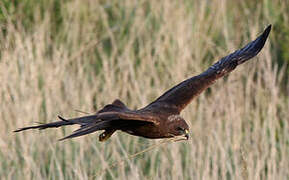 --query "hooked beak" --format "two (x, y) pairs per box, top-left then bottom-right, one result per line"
(184, 129), (189, 140)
